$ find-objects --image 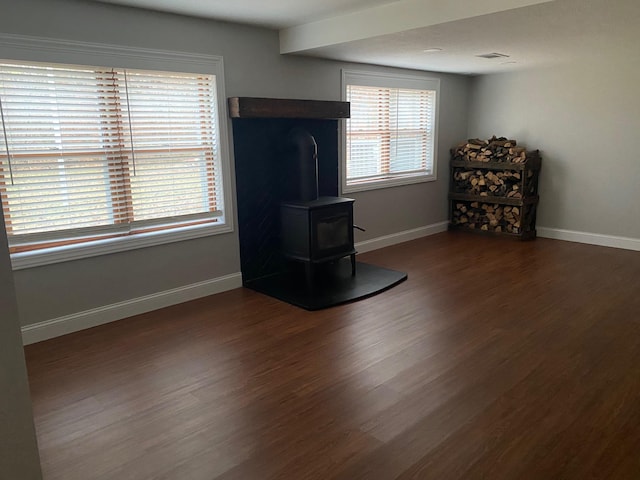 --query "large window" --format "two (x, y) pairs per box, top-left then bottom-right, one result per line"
(0, 39), (231, 269)
(342, 70), (439, 193)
